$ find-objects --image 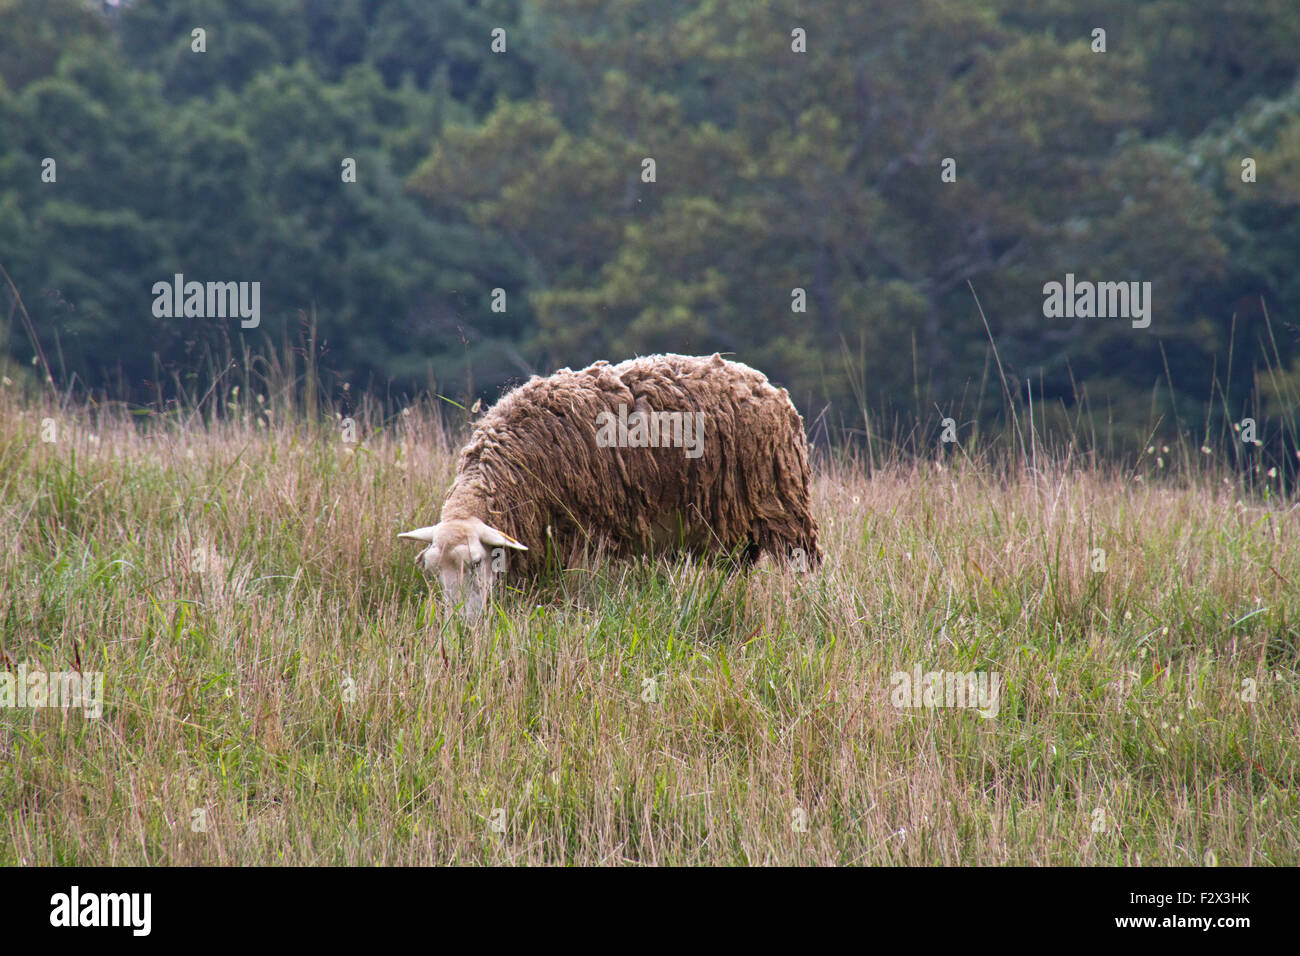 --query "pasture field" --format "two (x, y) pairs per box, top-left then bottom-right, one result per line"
(1, 381), (1296, 866)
